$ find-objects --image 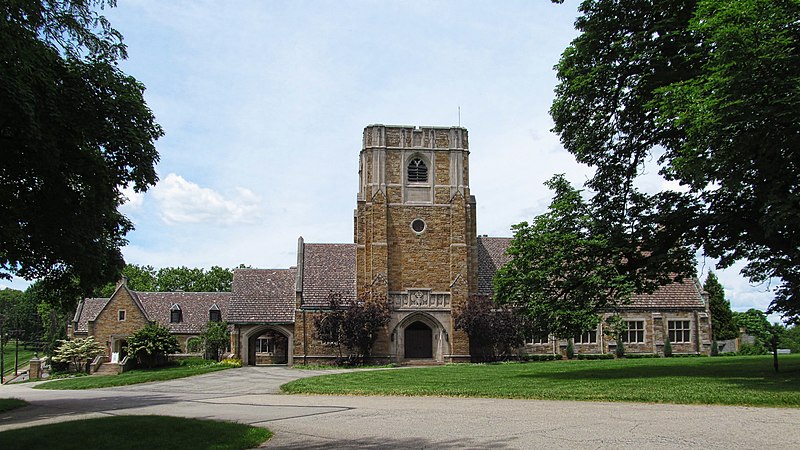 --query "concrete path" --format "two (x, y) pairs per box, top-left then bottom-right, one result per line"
(2, 366), (800, 448)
